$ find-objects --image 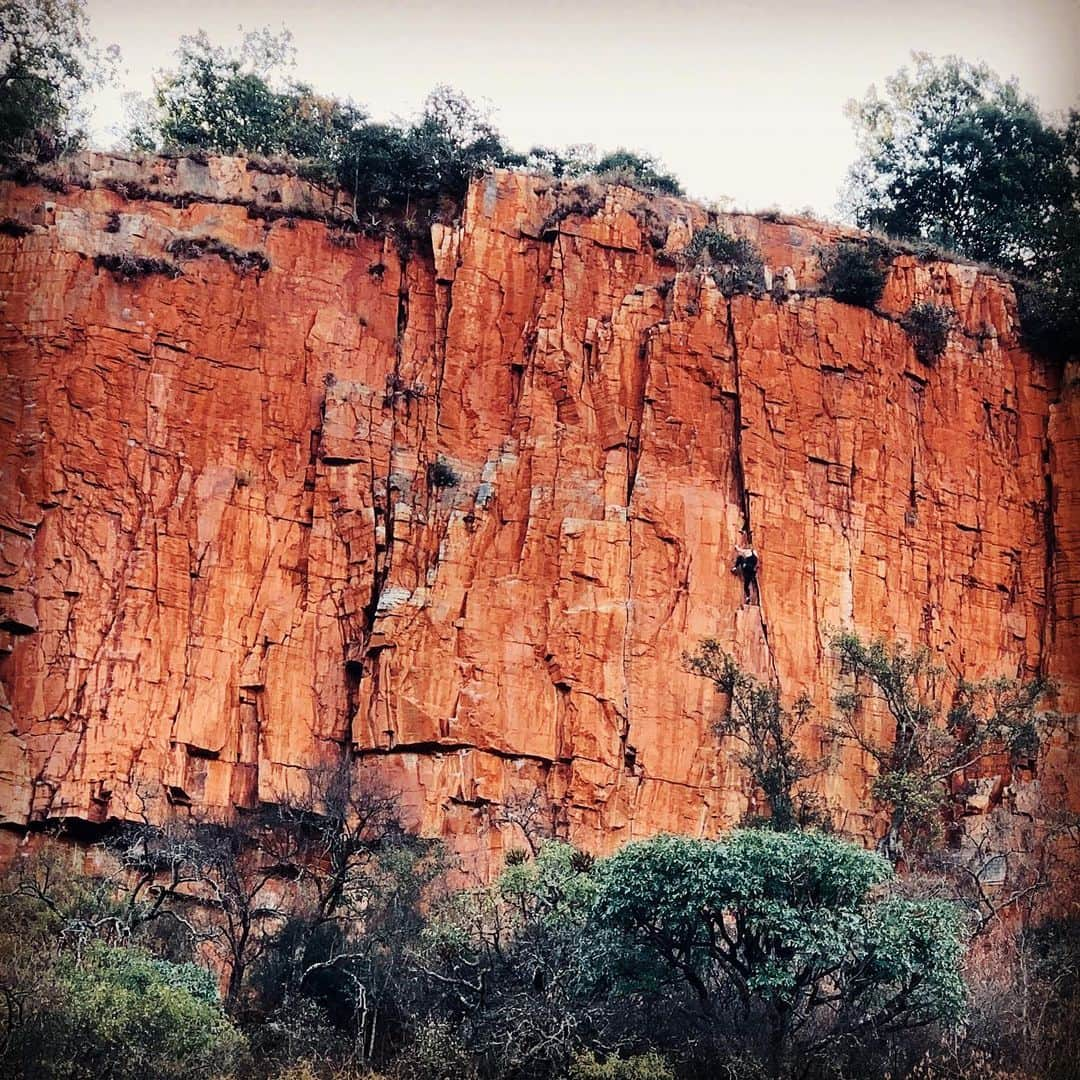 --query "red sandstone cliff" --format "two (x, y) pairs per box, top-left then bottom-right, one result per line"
(0, 155), (1076, 874)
